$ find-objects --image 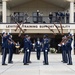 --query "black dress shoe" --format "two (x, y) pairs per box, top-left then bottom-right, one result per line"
(24, 63), (29, 65)
(28, 61), (32, 63)
(8, 61), (13, 64)
(63, 62), (67, 63)
(61, 61), (63, 62)
(67, 63), (73, 65)
(37, 59), (40, 60)
(43, 63), (49, 65)
(2, 64), (7, 65)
